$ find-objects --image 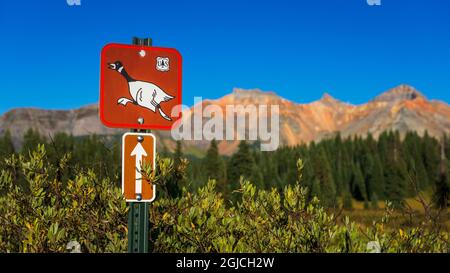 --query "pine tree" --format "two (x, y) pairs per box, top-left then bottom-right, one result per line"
(250, 149), (264, 188)
(378, 131), (390, 163)
(167, 140), (184, 198)
(301, 153), (315, 195)
(362, 152), (375, 201)
(434, 167), (449, 209)
(351, 164), (367, 202)
(47, 132), (74, 161)
(174, 140), (183, 168)
(260, 152), (281, 189)
(227, 141), (255, 192)
(404, 132), (428, 190)
(341, 141), (353, 198)
(311, 145), (336, 207)
(371, 193), (379, 209)
(332, 134), (345, 196)
(380, 131), (407, 207)
(310, 178), (322, 201)
(0, 130), (15, 158)
(342, 190), (353, 210)
(47, 132), (76, 182)
(371, 155), (385, 199)
(434, 139), (449, 209)
(204, 139), (227, 193)
(22, 128), (45, 155)
(445, 134), (450, 161)
(384, 162), (405, 208)
(422, 131), (440, 185)
(364, 199), (370, 210)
